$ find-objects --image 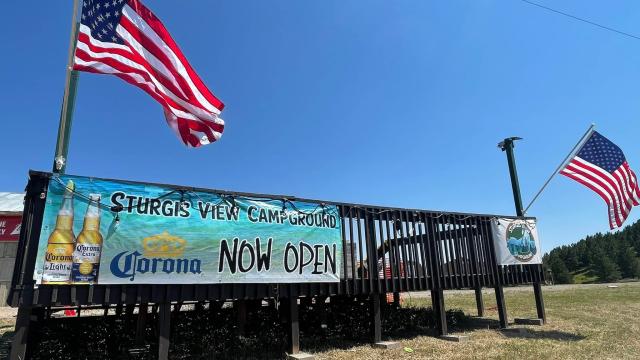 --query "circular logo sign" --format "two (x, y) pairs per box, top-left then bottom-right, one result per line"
(505, 221), (537, 262)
